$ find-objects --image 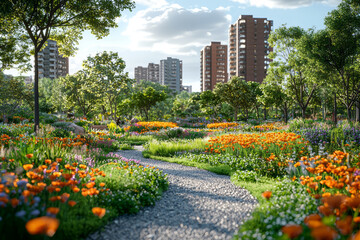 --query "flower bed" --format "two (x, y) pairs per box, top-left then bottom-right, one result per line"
(124, 121), (178, 134)
(0, 124), (168, 239)
(206, 122), (239, 129)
